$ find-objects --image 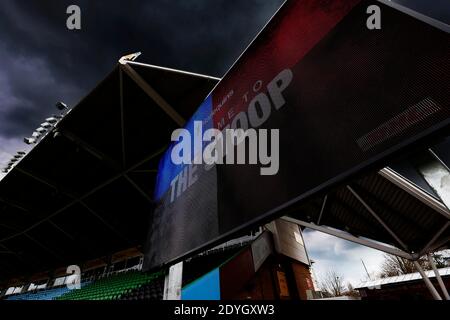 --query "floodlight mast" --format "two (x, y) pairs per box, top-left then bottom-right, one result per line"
(118, 52), (142, 65)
